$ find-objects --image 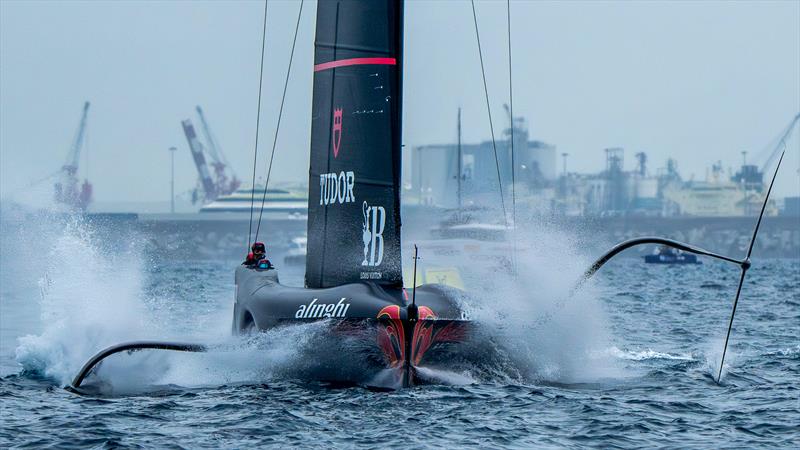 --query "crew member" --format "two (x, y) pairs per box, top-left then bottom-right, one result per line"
(253, 242), (274, 270)
(243, 242), (267, 266)
(257, 258), (274, 270)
